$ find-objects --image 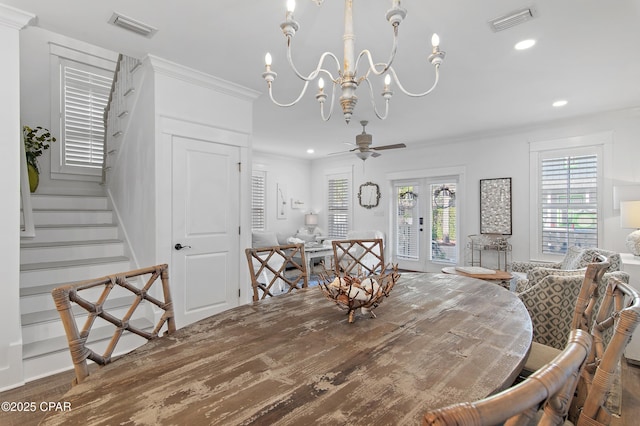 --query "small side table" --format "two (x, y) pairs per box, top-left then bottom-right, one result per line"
(441, 267), (512, 290)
